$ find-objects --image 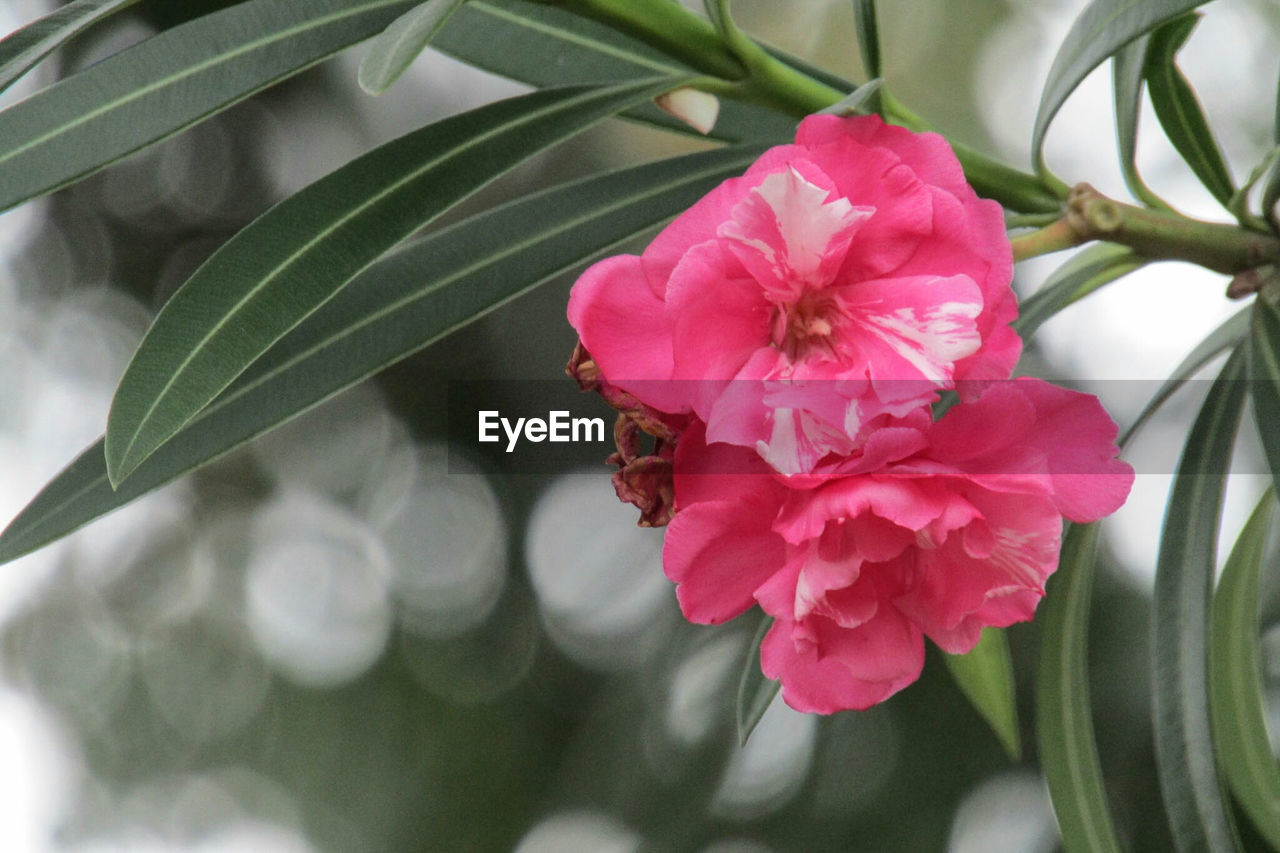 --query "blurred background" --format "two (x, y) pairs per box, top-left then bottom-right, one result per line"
(1, 0), (1280, 850)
